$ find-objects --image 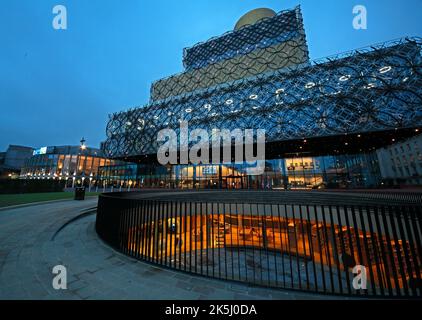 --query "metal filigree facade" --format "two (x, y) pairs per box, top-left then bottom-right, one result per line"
(103, 7), (422, 160)
(183, 6), (305, 71)
(150, 6), (309, 101)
